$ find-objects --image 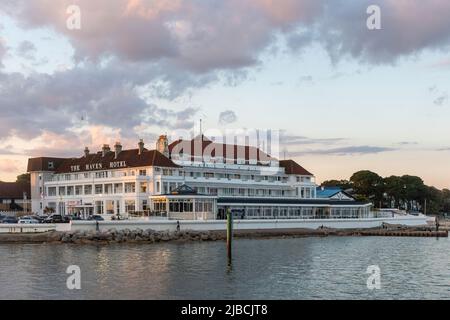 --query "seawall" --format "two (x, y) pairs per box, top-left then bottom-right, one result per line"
(69, 216), (430, 233)
(0, 225), (446, 244)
